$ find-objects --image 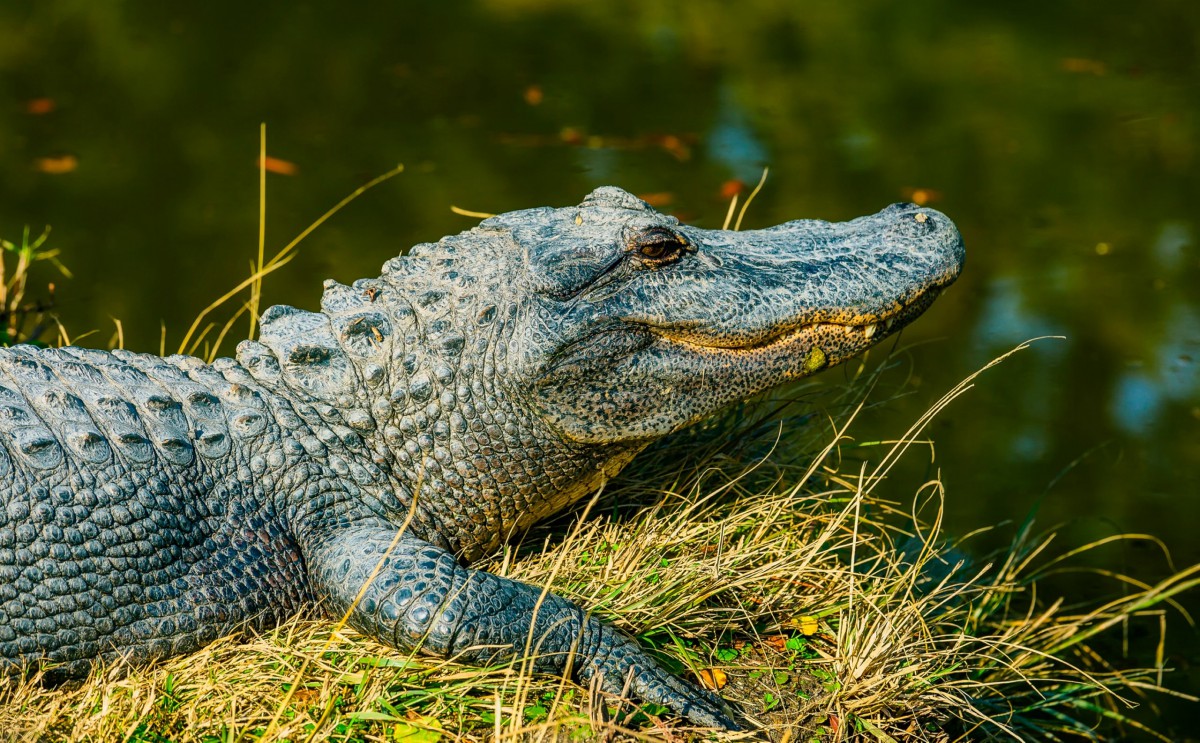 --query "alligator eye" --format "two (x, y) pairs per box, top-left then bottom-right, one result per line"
(633, 228), (688, 265)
